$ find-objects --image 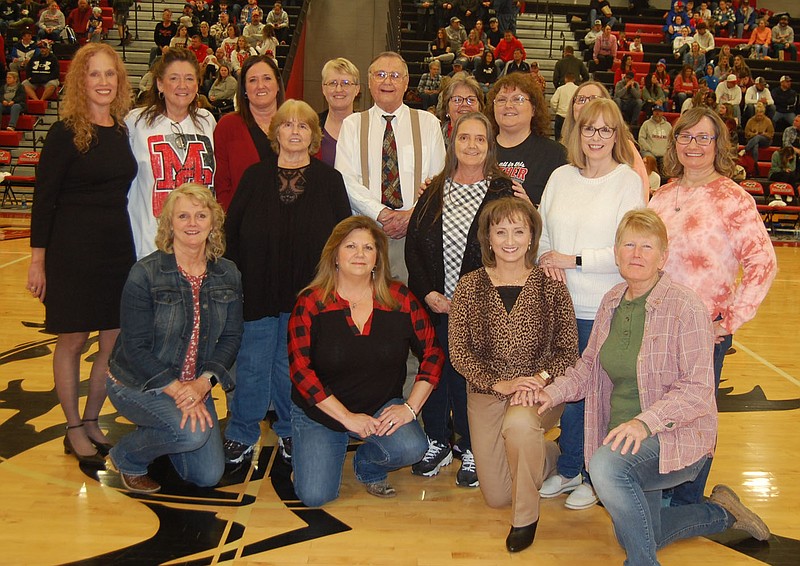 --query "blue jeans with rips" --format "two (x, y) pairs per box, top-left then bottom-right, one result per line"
(590, 436), (732, 565)
(291, 399), (428, 507)
(556, 318), (594, 479)
(107, 378), (224, 487)
(225, 313), (293, 446)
